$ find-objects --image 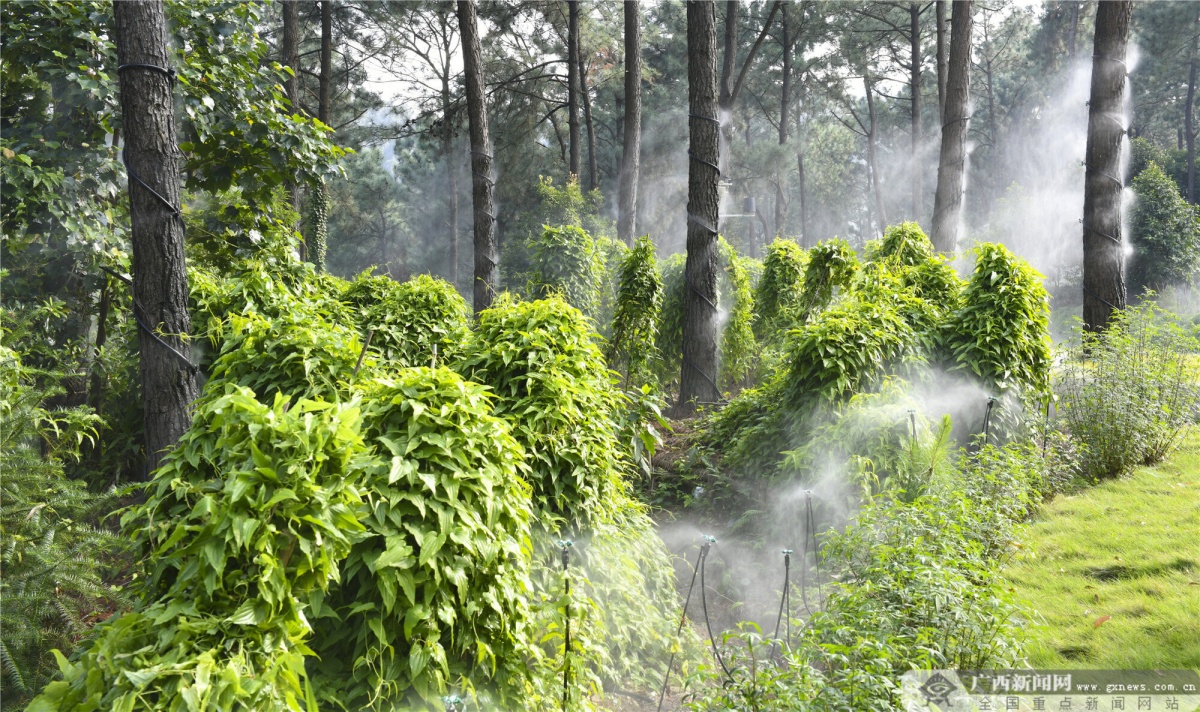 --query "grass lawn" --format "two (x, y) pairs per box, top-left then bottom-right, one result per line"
(1004, 431), (1200, 670)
